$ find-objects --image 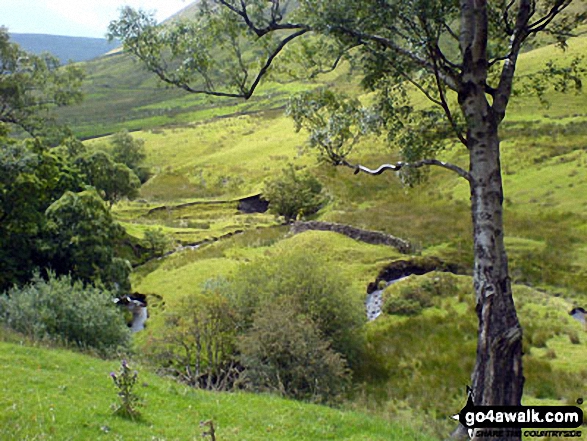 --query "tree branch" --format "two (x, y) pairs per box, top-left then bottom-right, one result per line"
(215, 0), (309, 37)
(527, 0), (572, 34)
(147, 29), (308, 99)
(340, 158), (471, 181)
(492, 0), (532, 121)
